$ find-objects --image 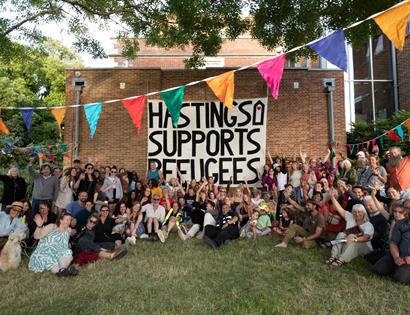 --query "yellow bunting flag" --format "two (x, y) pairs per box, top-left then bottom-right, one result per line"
(0, 117), (10, 134)
(374, 1), (410, 50)
(405, 118), (410, 140)
(50, 108), (66, 128)
(206, 70), (235, 109)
